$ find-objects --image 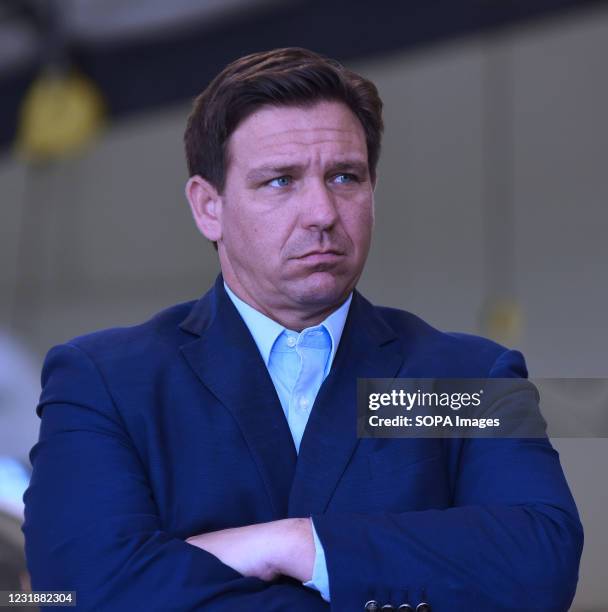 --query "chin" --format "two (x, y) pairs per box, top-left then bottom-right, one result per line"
(291, 273), (353, 306)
